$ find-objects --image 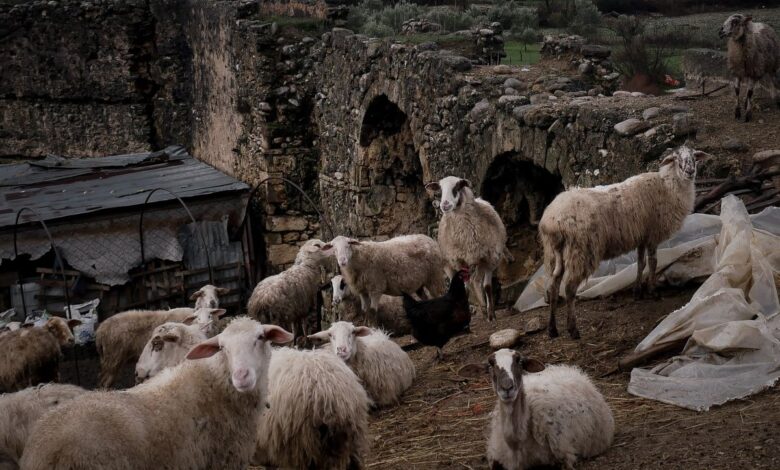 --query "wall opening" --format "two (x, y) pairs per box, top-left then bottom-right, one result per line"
(355, 95), (435, 236)
(482, 153), (564, 292)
